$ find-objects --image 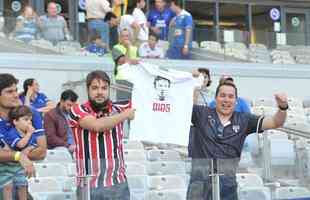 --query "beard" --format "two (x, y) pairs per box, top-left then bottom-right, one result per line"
(89, 98), (111, 113)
